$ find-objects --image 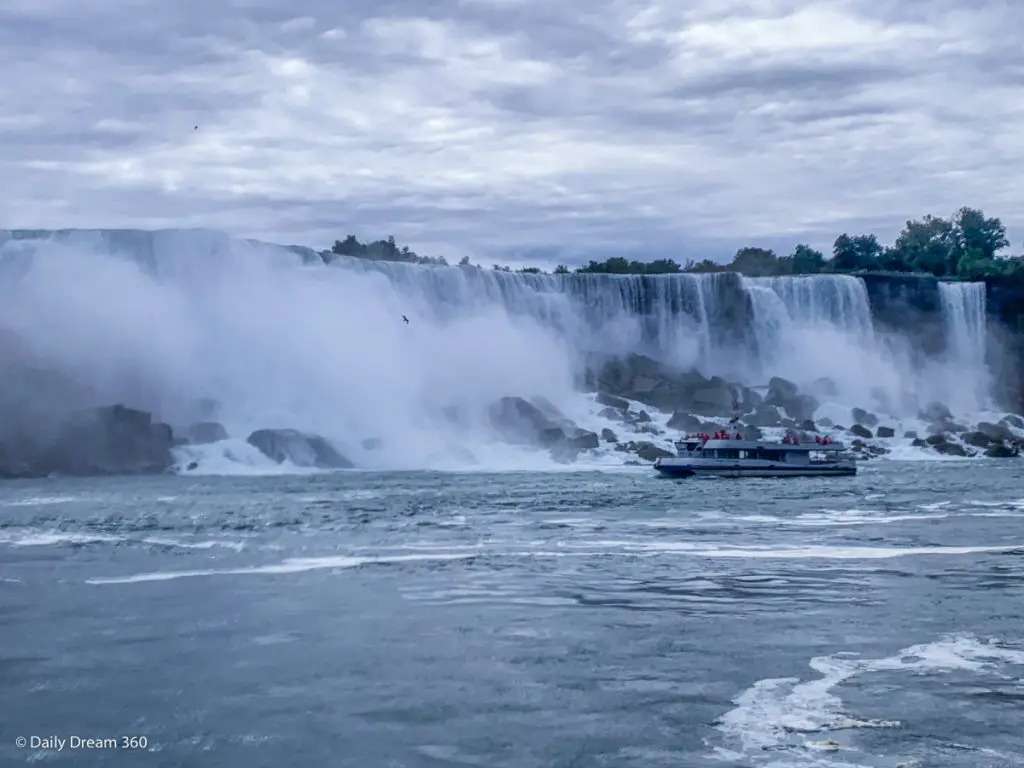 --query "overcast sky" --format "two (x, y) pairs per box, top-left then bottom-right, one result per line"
(2, 0), (1022, 267)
